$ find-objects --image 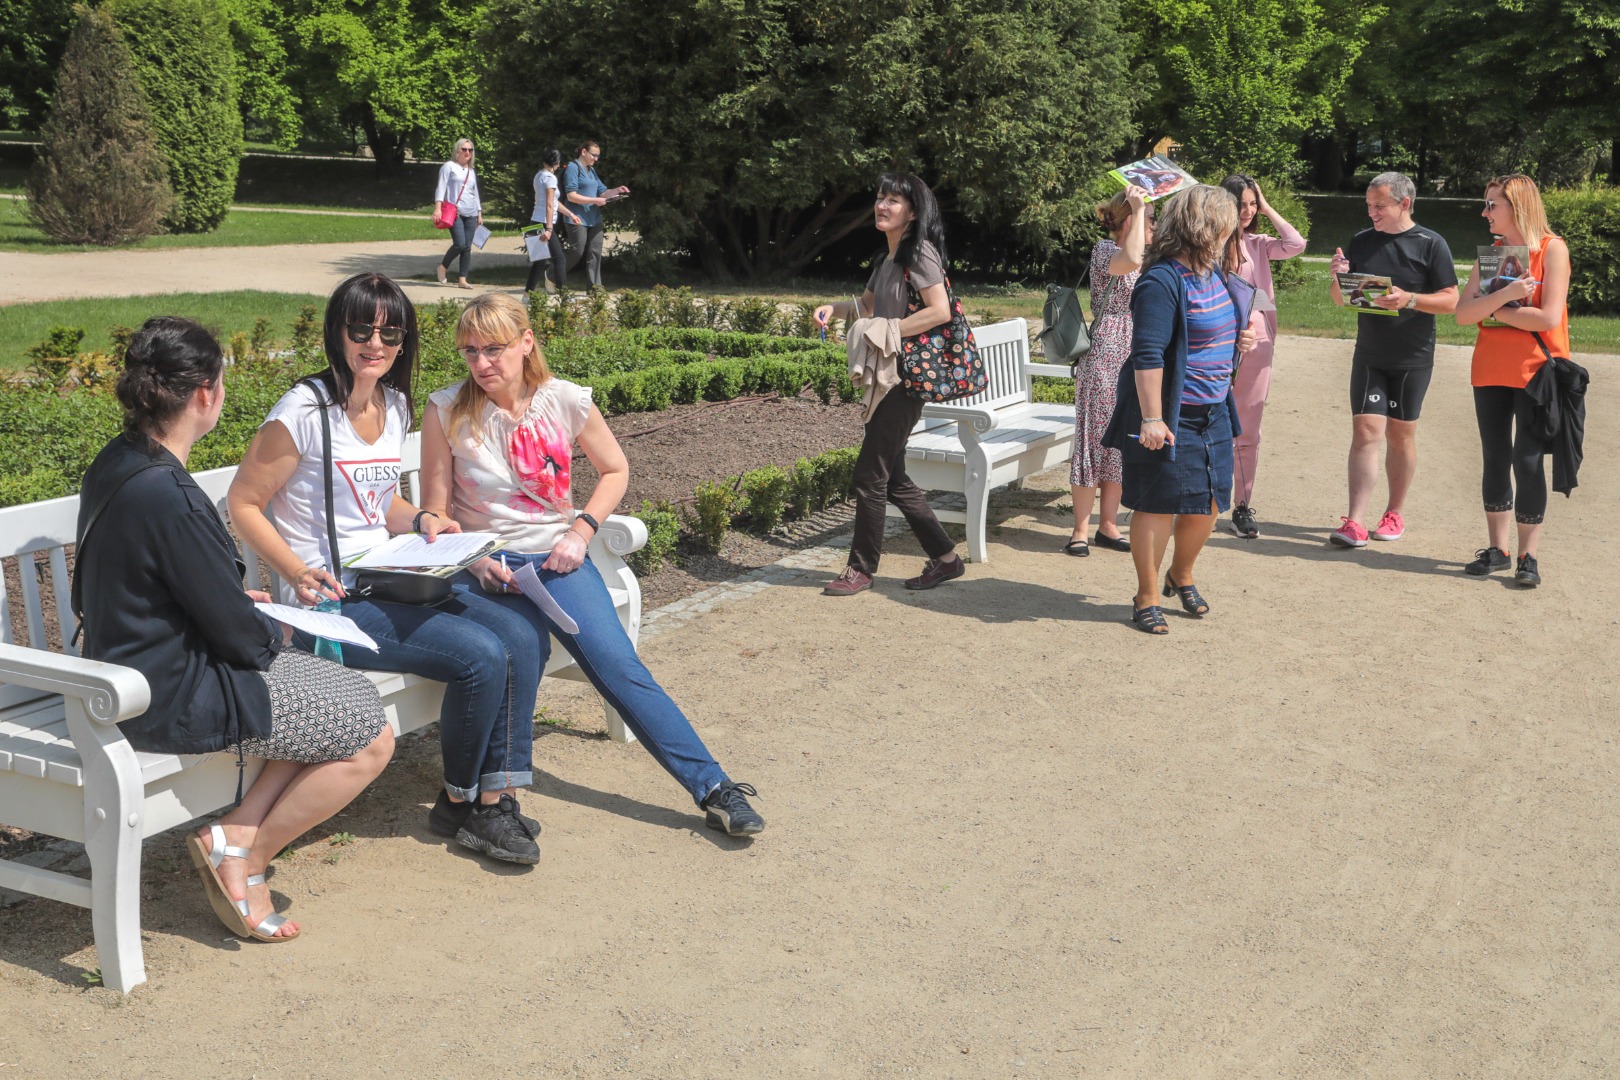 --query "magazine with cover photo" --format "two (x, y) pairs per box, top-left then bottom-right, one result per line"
(1336, 273), (1399, 315)
(1108, 155), (1197, 202)
(1479, 245), (1530, 327)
